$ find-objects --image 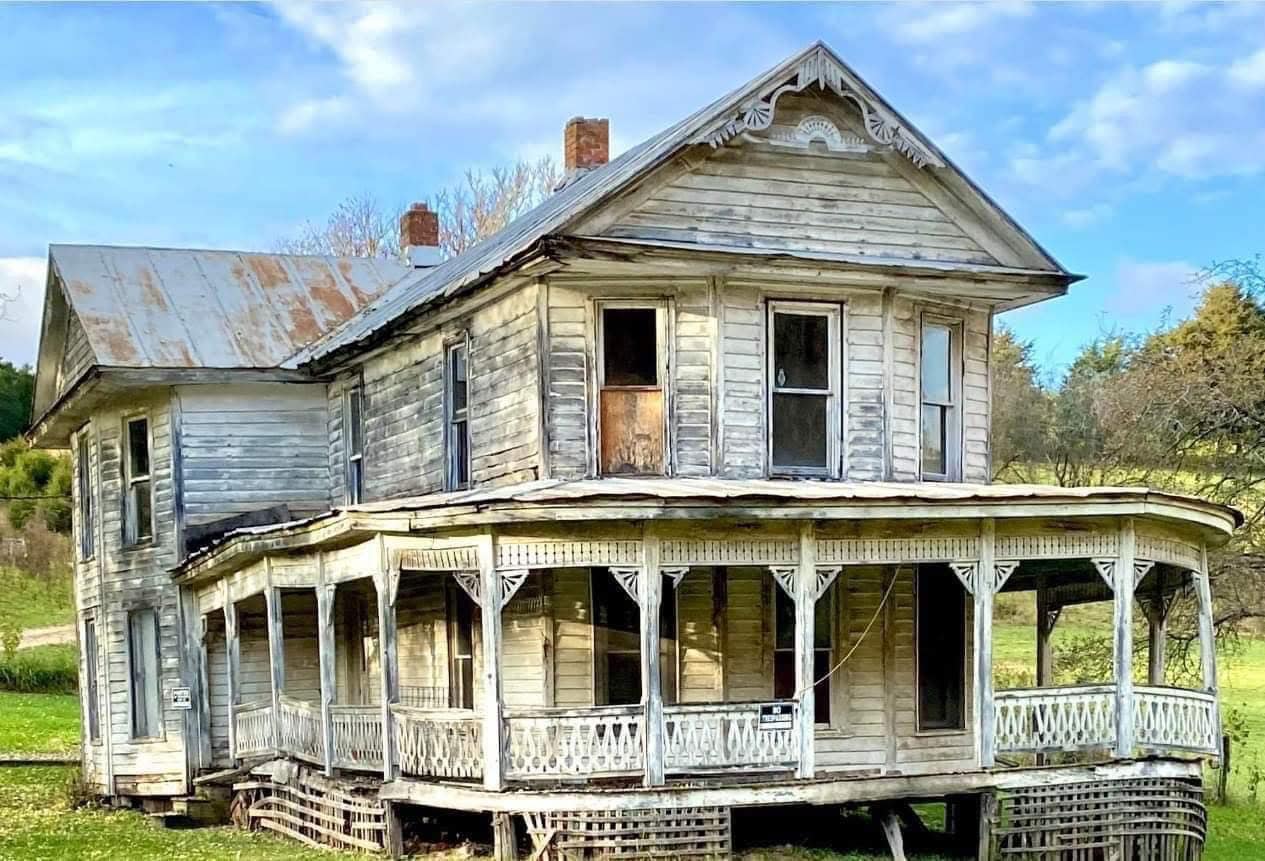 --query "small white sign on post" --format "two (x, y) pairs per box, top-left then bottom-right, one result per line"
(758, 702), (793, 732)
(170, 687), (192, 710)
